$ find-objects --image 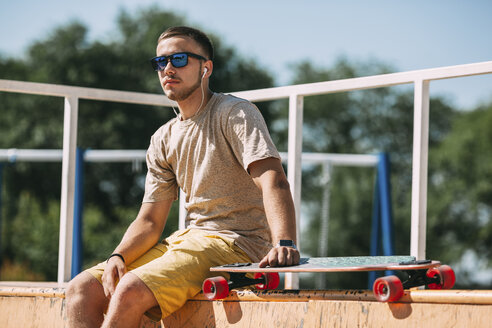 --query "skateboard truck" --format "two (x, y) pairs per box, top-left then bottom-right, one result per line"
(399, 259), (432, 266)
(222, 262), (252, 268)
(373, 264), (456, 302)
(202, 271), (280, 300)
